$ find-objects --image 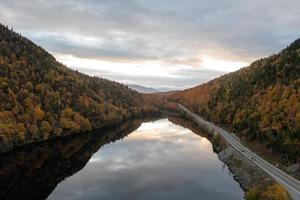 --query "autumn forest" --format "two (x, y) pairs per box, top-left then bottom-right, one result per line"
(0, 24), (161, 153)
(0, 17), (299, 200)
